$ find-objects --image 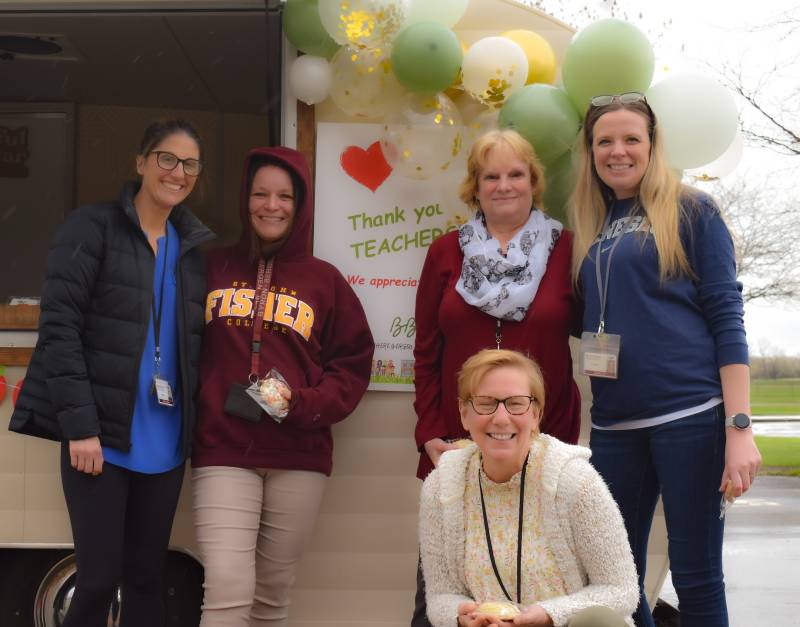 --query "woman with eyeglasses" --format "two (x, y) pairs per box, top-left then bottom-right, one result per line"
(419, 349), (638, 627)
(569, 93), (760, 627)
(412, 129), (582, 626)
(10, 119), (214, 627)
